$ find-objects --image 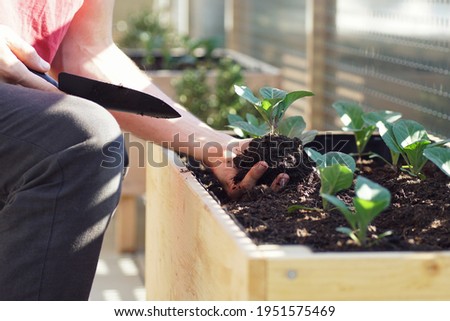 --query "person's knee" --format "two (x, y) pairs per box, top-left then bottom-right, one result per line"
(50, 95), (126, 175)
(58, 95), (122, 150)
